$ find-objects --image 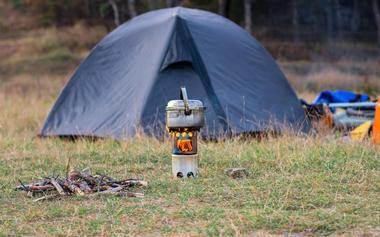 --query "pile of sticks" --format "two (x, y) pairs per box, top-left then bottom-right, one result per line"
(16, 168), (147, 202)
